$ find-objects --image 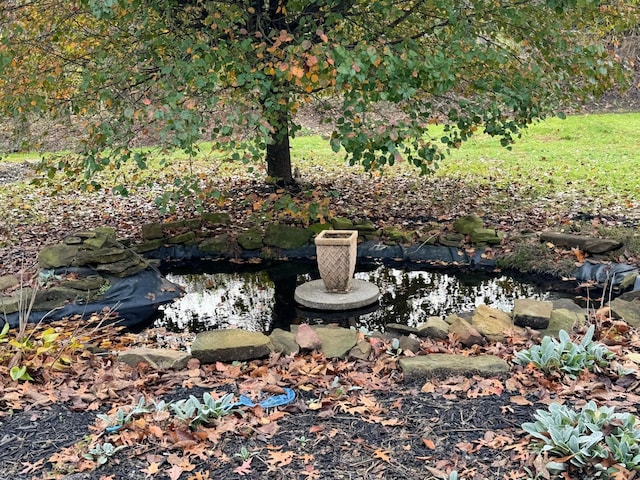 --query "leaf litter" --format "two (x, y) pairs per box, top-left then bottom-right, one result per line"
(0, 317), (638, 480)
